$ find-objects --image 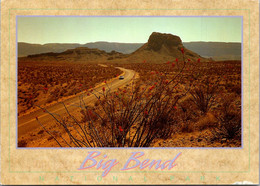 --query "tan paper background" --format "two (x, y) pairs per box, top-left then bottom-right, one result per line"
(1, 0), (259, 184)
